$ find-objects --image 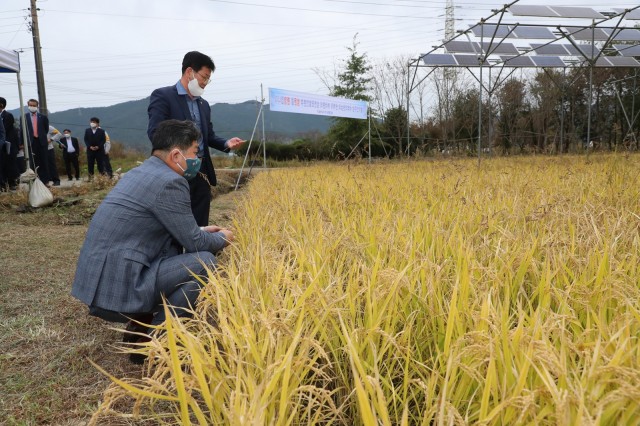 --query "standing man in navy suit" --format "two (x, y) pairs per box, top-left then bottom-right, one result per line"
(84, 117), (106, 179)
(147, 51), (245, 226)
(21, 98), (50, 184)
